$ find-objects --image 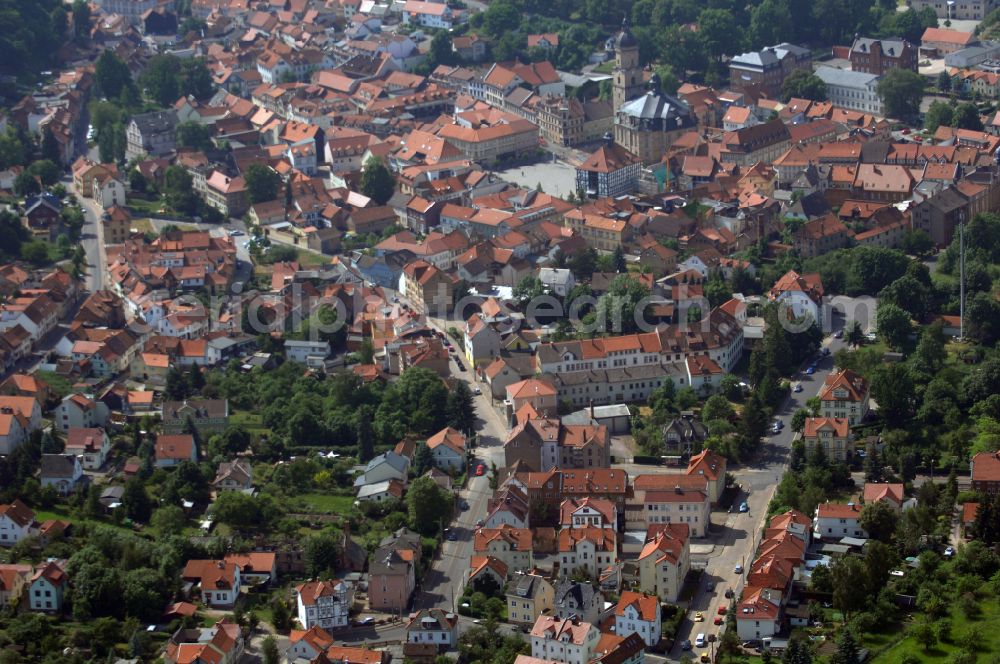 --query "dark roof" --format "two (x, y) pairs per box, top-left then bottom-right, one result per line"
(614, 16), (637, 49)
(131, 109), (178, 134)
(41, 453), (78, 478)
(554, 579), (599, 608)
